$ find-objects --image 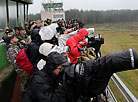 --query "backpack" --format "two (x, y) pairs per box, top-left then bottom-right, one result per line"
(16, 48), (34, 74)
(22, 71), (45, 102)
